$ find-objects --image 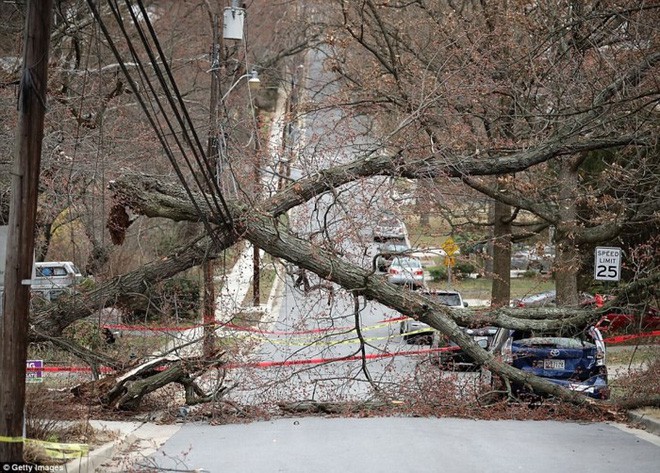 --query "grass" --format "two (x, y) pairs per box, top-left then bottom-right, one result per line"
(23, 385), (117, 465)
(607, 344), (660, 365)
(427, 276), (555, 300)
(405, 215), (452, 249)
